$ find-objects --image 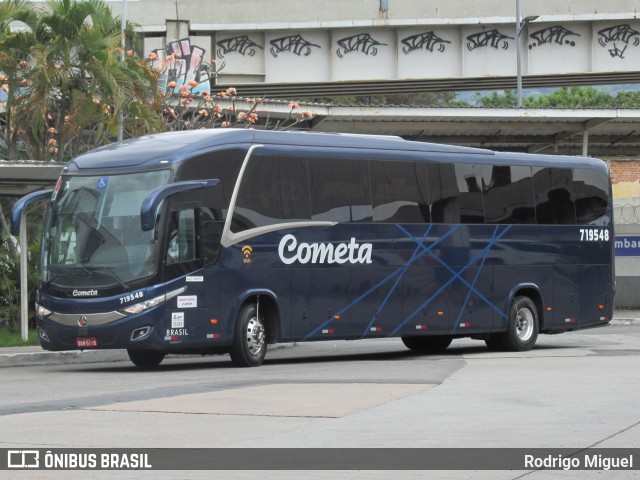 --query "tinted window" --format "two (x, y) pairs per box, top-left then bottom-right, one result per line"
(533, 167), (576, 224)
(428, 163), (484, 223)
(483, 165), (536, 224)
(309, 157), (372, 222)
(164, 208), (203, 280)
(371, 161), (430, 223)
(178, 149), (245, 220)
(573, 168), (609, 225)
(166, 209), (198, 265)
(233, 155), (310, 232)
